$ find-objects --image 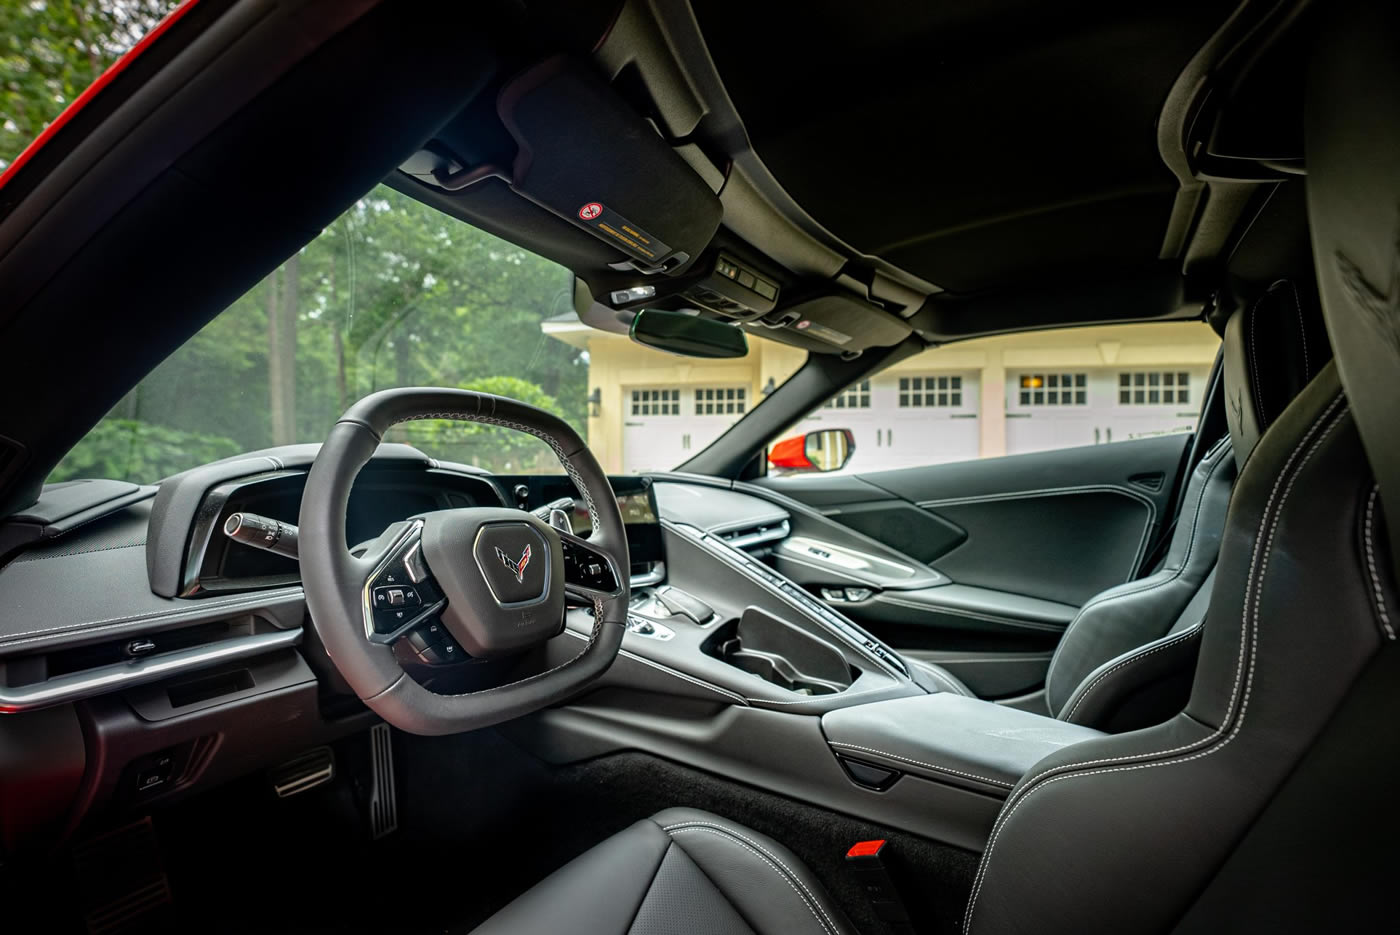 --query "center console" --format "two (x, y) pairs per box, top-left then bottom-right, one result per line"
(510, 477), (1105, 853)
